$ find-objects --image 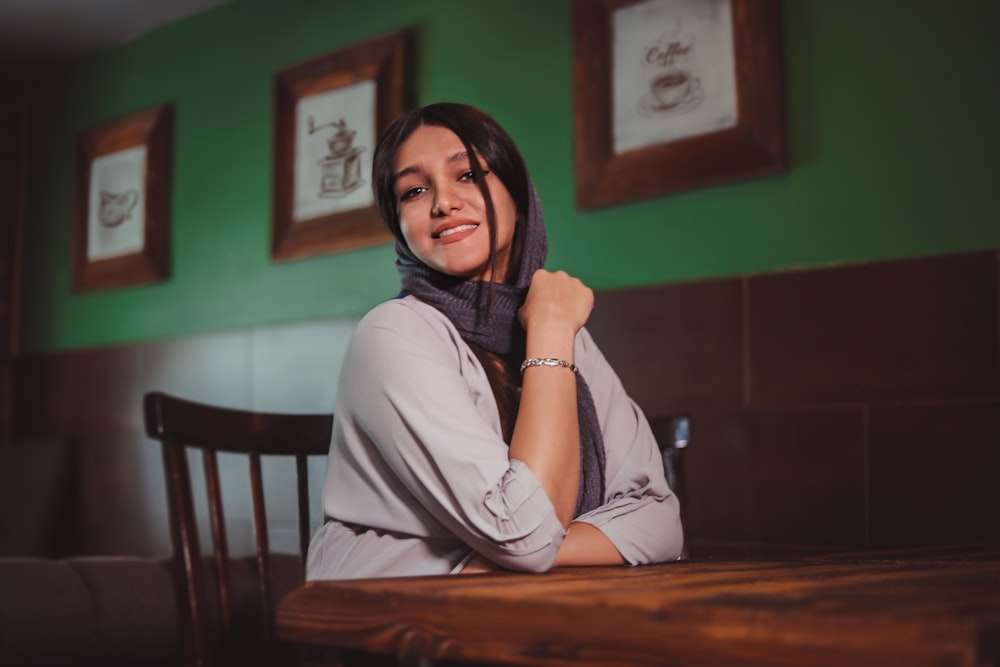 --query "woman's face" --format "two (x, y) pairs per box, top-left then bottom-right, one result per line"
(392, 124), (519, 282)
